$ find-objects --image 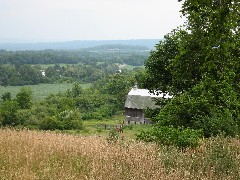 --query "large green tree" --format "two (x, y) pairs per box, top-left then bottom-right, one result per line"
(16, 87), (33, 109)
(143, 0), (240, 136)
(145, 0), (239, 94)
